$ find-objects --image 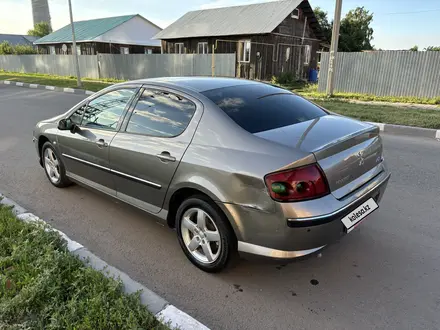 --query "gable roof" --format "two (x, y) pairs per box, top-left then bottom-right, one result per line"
(34, 15), (137, 44)
(154, 0), (323, 40)
(0, 34), (37, 46)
